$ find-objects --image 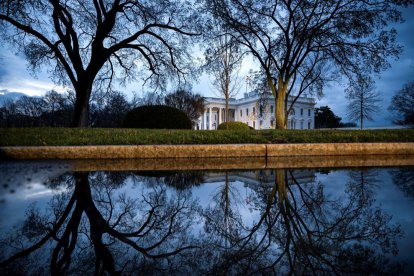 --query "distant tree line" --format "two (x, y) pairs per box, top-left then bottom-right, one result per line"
(0, 89), (204, 128)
